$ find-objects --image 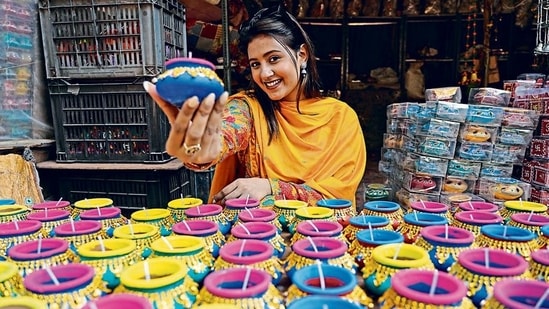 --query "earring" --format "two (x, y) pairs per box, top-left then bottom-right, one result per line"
(300, 65), (307, 77)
